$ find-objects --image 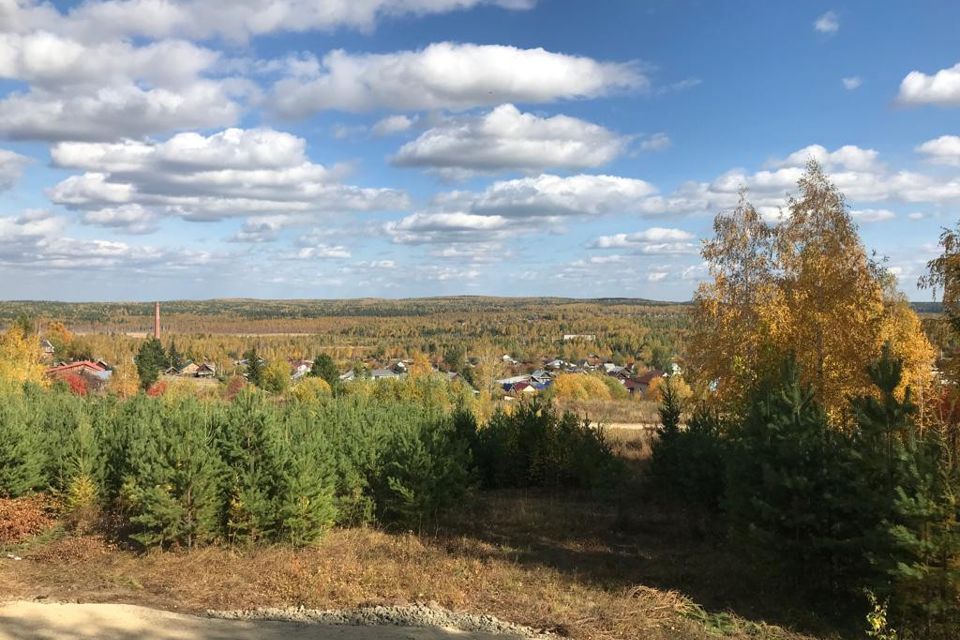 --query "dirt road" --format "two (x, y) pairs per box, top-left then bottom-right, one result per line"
(0, 601), (538, 640)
